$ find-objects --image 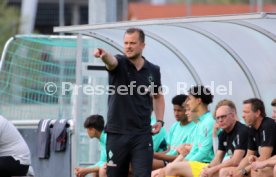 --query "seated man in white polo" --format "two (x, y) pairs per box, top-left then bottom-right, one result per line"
(0, 115), (31, 177)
